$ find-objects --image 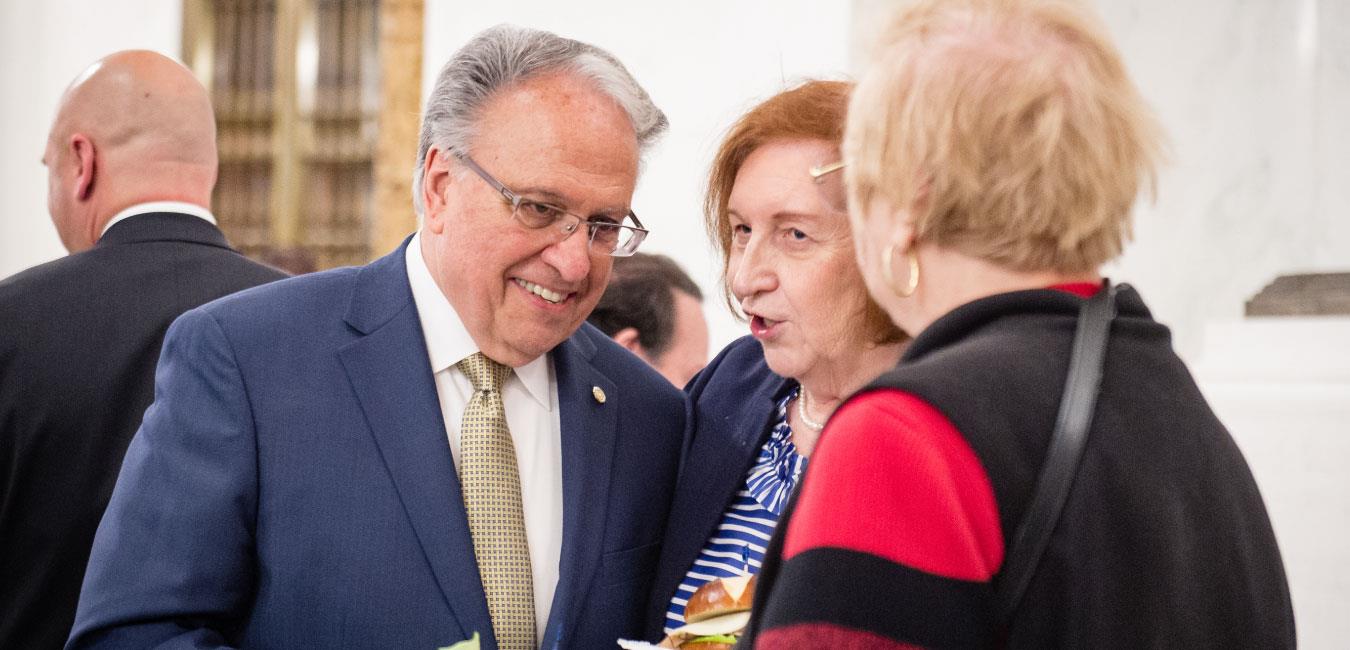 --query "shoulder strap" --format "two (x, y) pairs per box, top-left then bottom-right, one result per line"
(994, 281), (1118, 627)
